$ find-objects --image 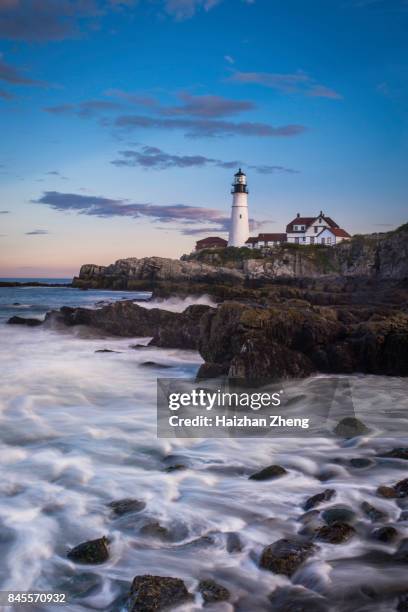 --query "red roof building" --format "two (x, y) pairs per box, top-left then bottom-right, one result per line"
(195, 236), (228, 251)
